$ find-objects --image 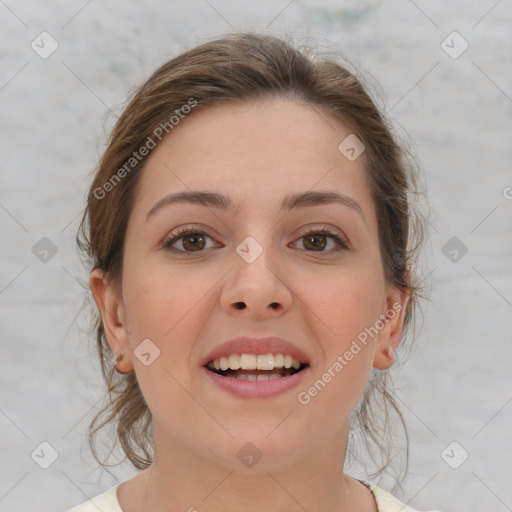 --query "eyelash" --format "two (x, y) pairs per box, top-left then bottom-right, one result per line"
(161, 225), (349, 255)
